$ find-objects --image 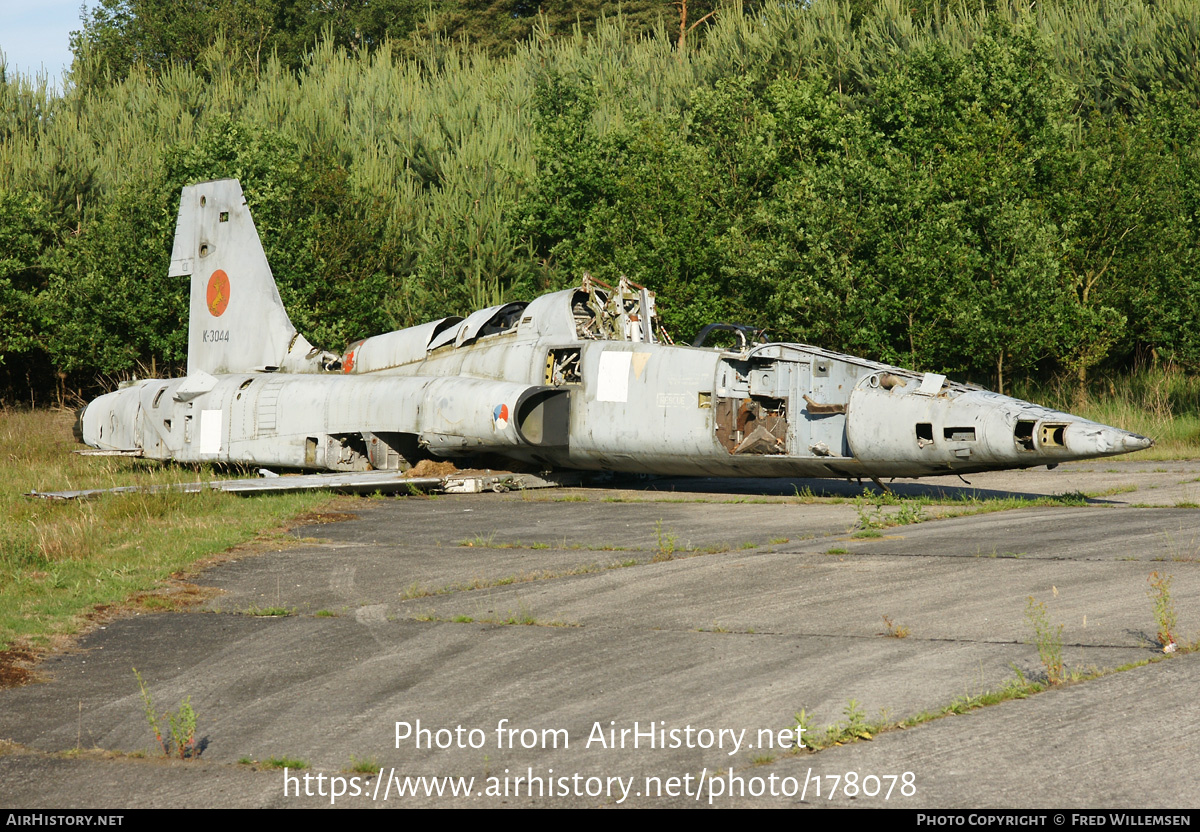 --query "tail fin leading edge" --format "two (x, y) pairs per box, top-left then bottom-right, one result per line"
(169, 179), (316, 376)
